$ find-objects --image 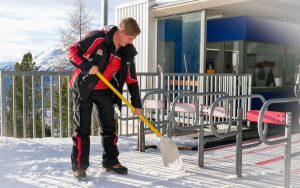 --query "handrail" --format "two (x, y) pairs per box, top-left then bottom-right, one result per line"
(257, 97), (300, 145)
(209, 94), (266, 139)
(170, 92), (228, 131)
